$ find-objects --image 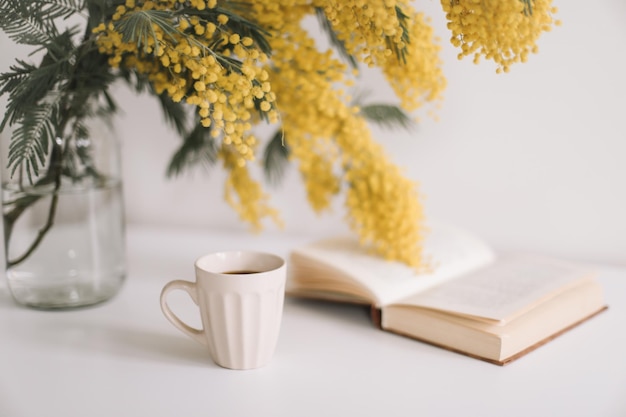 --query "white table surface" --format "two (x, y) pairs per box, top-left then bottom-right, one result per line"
(1, 225), (625, 417)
